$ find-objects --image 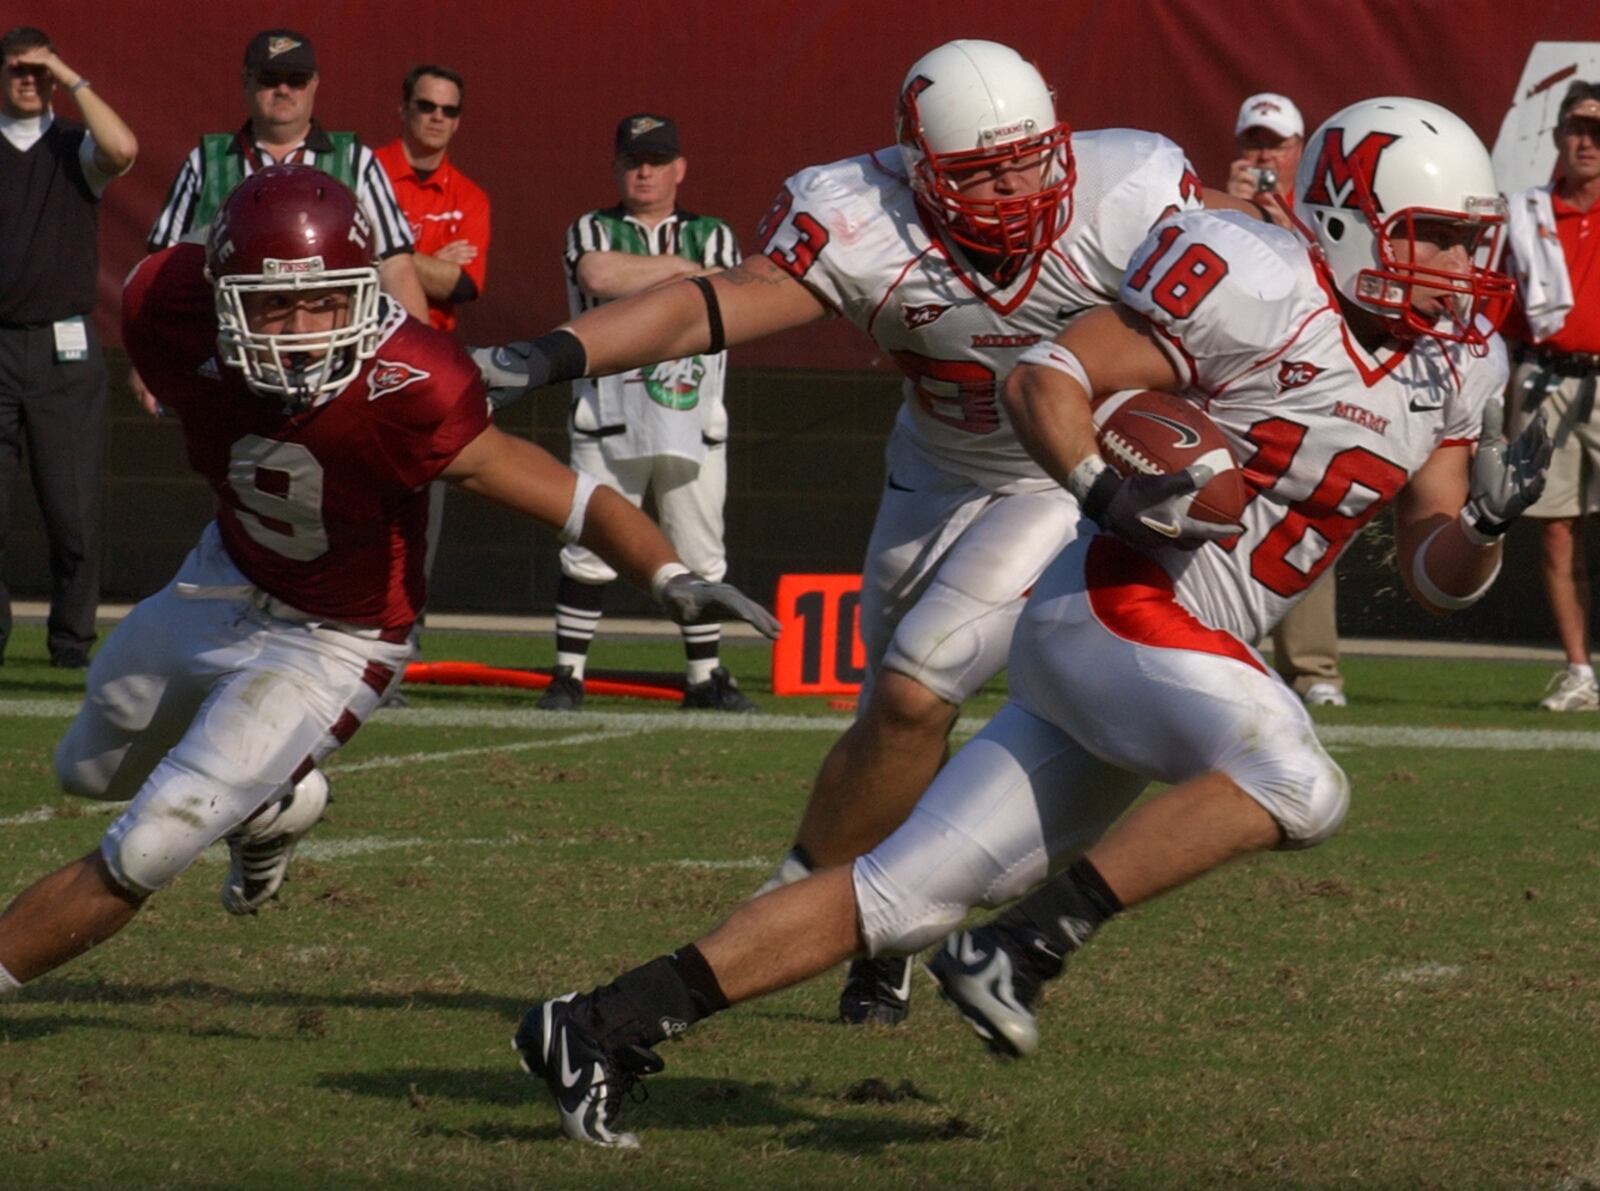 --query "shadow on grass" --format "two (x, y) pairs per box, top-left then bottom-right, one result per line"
(320, 1068), (978, 1153)
(13, 976), (527, 1019)
(0, 1011), (261, 1044)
